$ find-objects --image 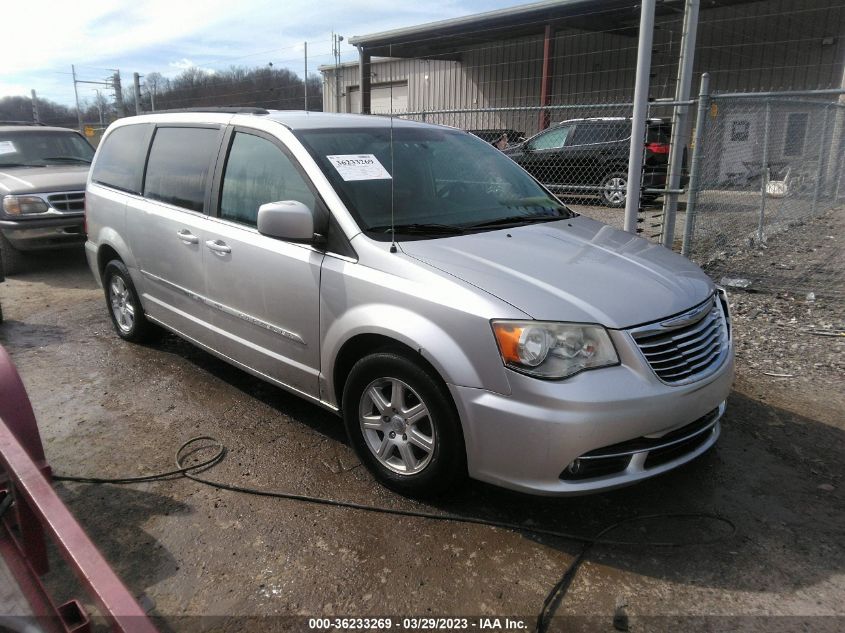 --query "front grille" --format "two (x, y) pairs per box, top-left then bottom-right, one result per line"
(631, 296), (729, 384)
(47, 191), (85, 213)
